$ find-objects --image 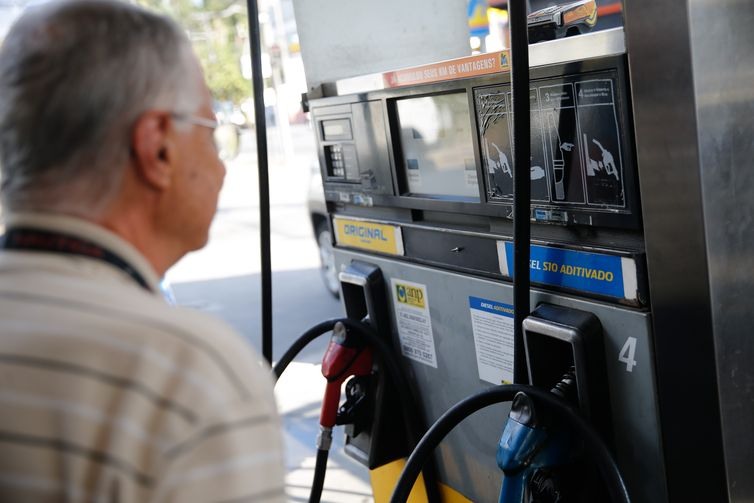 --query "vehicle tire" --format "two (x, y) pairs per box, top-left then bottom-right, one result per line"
(316, 222), (340, 298)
